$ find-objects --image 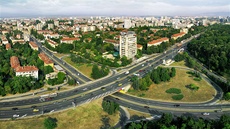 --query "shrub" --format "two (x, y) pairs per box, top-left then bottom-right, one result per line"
(44, 117), (57, 129)
(138, 93), (146, 97)
(193, 77), (202, 81)
(165, 88), (181, 94)
(187, 84), (199, 91)
(172, 94), (184, 100)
